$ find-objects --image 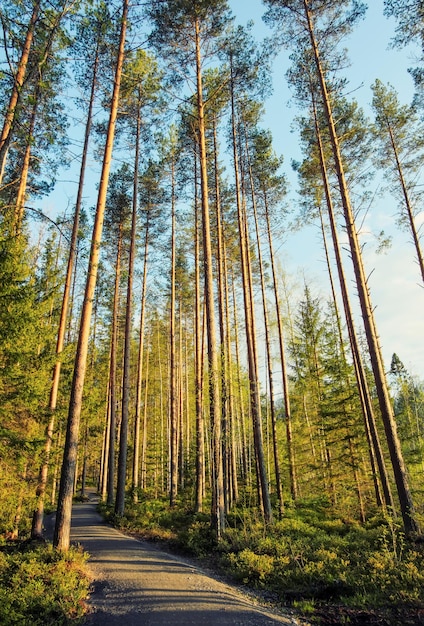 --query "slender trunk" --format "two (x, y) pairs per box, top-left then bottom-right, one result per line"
(100, 375), (111, 500)
(387, 124), (424, 282)
(133, 218), (149, 500)
(115, 106), (140, 516)
(107, 230), (123, 505)
(304, 0), (417, 533)
(141, 348), (150, 490)
(223, 239), (239, 503)
(169, 154), (178, 506)
(31, 36), (99, 538)
(14, 80), (39, 233)
(0, 1), (40, 183)
(312, 96), (392, 510)
(195, 17), (224, 536)
(53, 0), (128, 550)
(194, 149), (205, 513)
(263, 197), (297, 500)
(232, 275), (249, 482)
(246, 135), (284, 517)
(212, 118), (231, 512)
(230, 67), (272, 523)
